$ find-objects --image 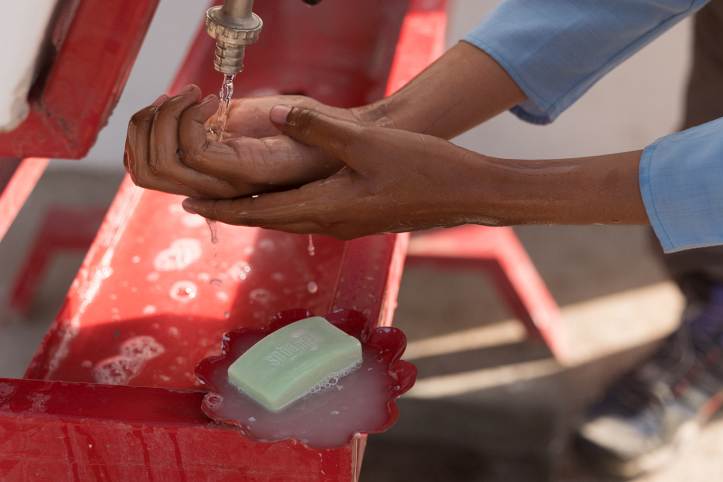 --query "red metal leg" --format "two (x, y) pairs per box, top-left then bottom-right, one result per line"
(0, 158), (49, 242)
(407, 226), (564, 359)
(9, 206), (106, 314)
